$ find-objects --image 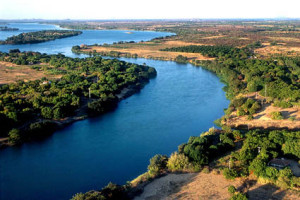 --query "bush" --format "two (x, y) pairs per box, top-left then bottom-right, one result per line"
(228, 185), (236, 195)
(41, 107), (53, 119)
(8, 129), (21, 144)
(202, 167), (210, 174)
(229, 192), (248, 200)
(270, 111), (283, 120)
(276, 168), (293, 189)
(148, 154), (168, 176)
(167, 152), (190, 172)
(265, 167), (278, 181)
(71, 182), (129, 200)
(223, 168), (238, 180)
(249, 158), (266, 177)
(233, 130), (243, 140)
